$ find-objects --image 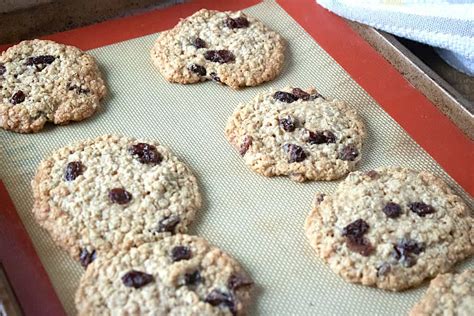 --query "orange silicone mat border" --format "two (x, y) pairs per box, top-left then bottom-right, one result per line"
(277, 0), (473, 195)
(0, 182), (66, 316)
